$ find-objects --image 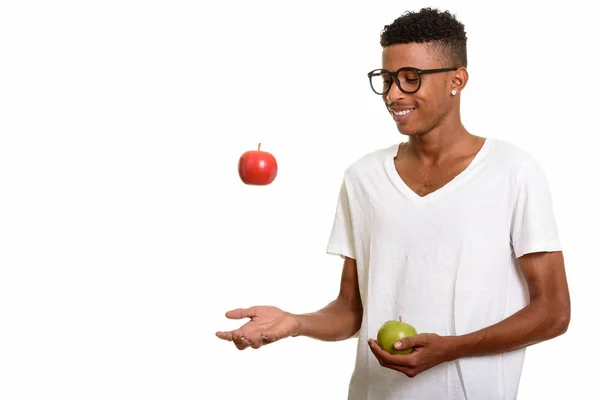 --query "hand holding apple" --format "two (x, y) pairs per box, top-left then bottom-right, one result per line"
(376, 316), (418, 354)
(238, 142), (278, 186)
(368, 328), (458, 378)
